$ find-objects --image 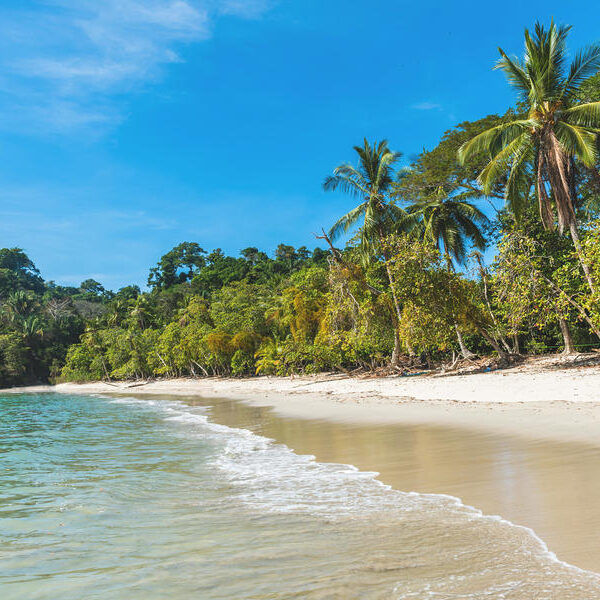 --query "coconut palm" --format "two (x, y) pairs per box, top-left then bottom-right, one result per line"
(458, 21), (600, 293)
(412, 195), (489, 268)
(410, 194), (489, 357)
(323, 139), (415, 364)
(324, 139), (413, 250)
